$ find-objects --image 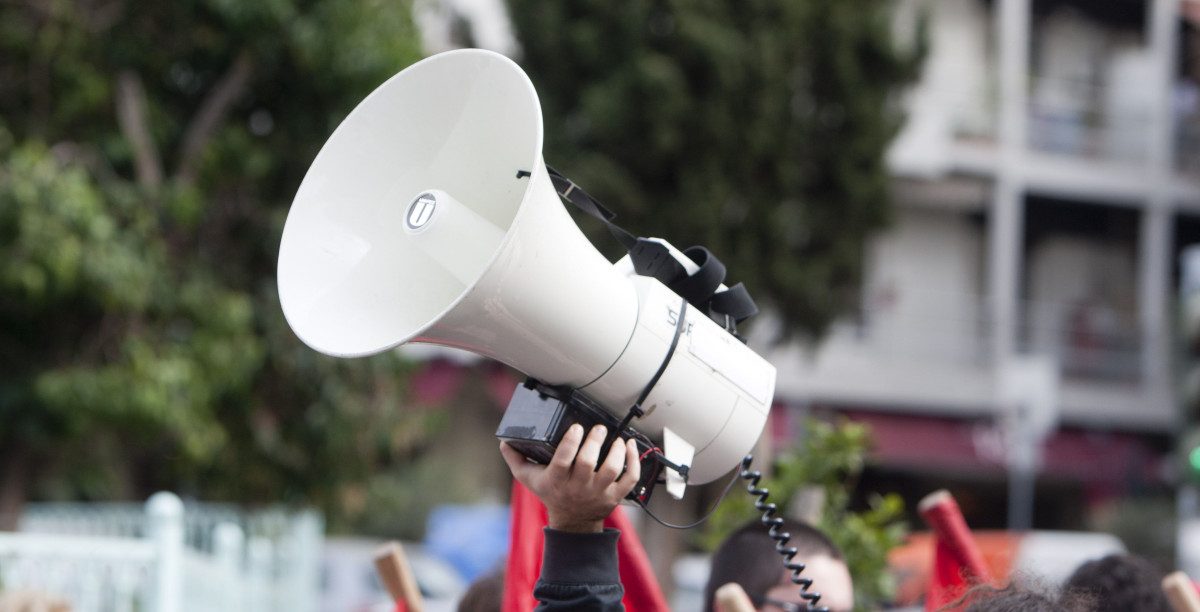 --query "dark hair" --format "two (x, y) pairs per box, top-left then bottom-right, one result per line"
(703, 518), (843, 612)
(457, 569), (504, 612)
(1063, 554), (1170, 612)
(946, 583), (1094, 612)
